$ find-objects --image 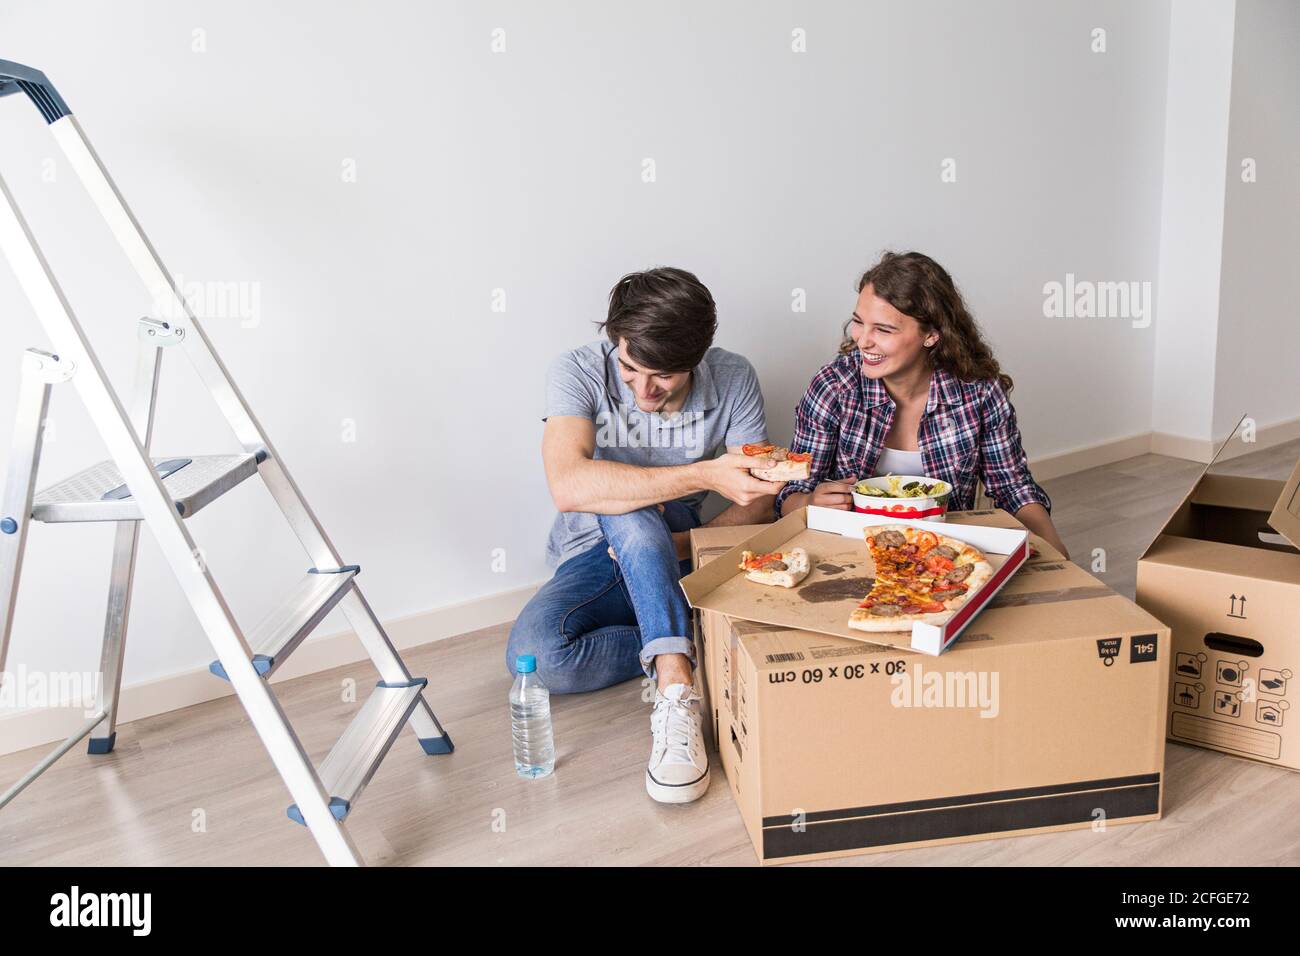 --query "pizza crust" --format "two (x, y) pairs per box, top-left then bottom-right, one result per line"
(847, 607), (950, 632)
(750, 459), (811, 482)
(741, 444), (811, 482)
(740, 547), (810, 588)
(958, 559), (994, 597)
